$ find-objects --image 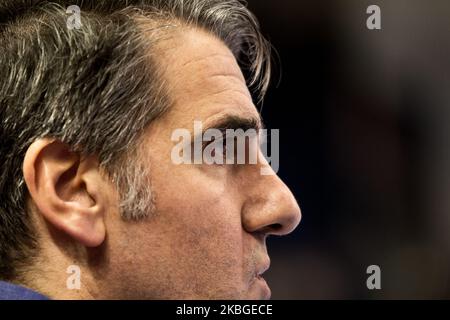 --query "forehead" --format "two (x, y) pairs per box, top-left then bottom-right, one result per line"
(156, 27), (260, 127)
